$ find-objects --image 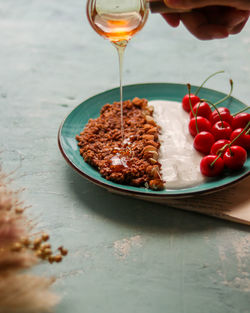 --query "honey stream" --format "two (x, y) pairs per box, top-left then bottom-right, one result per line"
(113, 40), (128, 143)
